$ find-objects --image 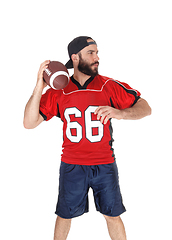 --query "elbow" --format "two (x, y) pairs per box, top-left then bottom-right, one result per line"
(23, 118), (35, 129)
(23, 118), (28, 129)
(23, 114), (43, 129)
(147, 103), (152, 116)
(146, 105), (152, 116)
(141, 98), (152, 117)
(149, 106), (152, 116)
(23, 120), (32, 129)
